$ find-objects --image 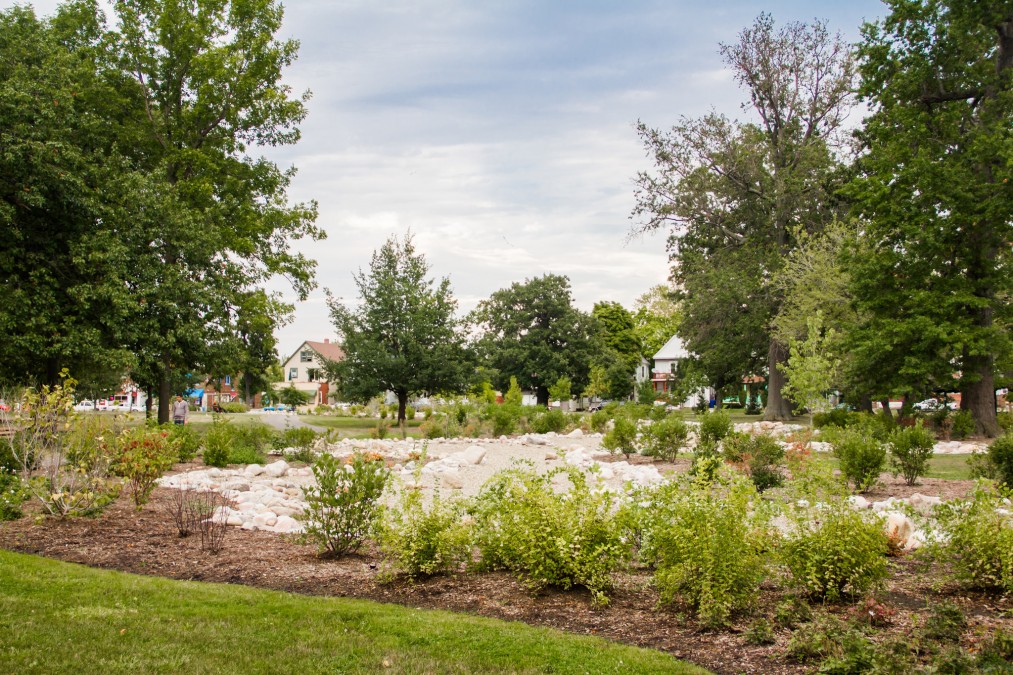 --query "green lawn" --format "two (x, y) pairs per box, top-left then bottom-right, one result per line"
(812, 452), (973, 481)
(0, 551), (703, 675)
(301, 415), (424, 439)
